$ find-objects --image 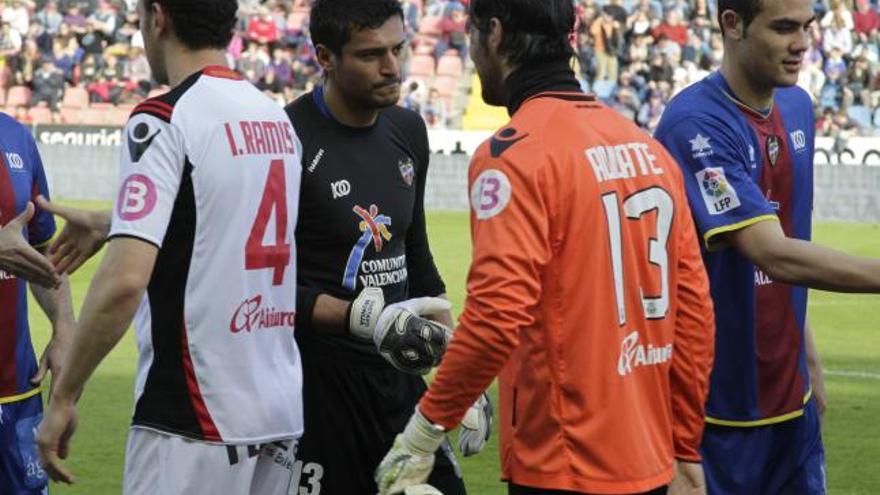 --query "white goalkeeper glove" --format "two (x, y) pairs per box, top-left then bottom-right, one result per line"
(458, 392), (493, 457)
(375, 409), (446, 495)
(348, 287), (387, 340)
